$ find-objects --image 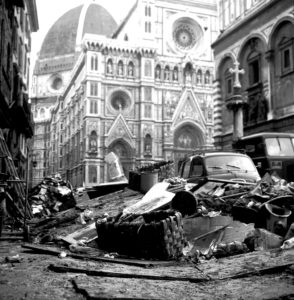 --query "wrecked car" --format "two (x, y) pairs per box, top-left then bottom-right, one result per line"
(177, 150), (261, 185)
